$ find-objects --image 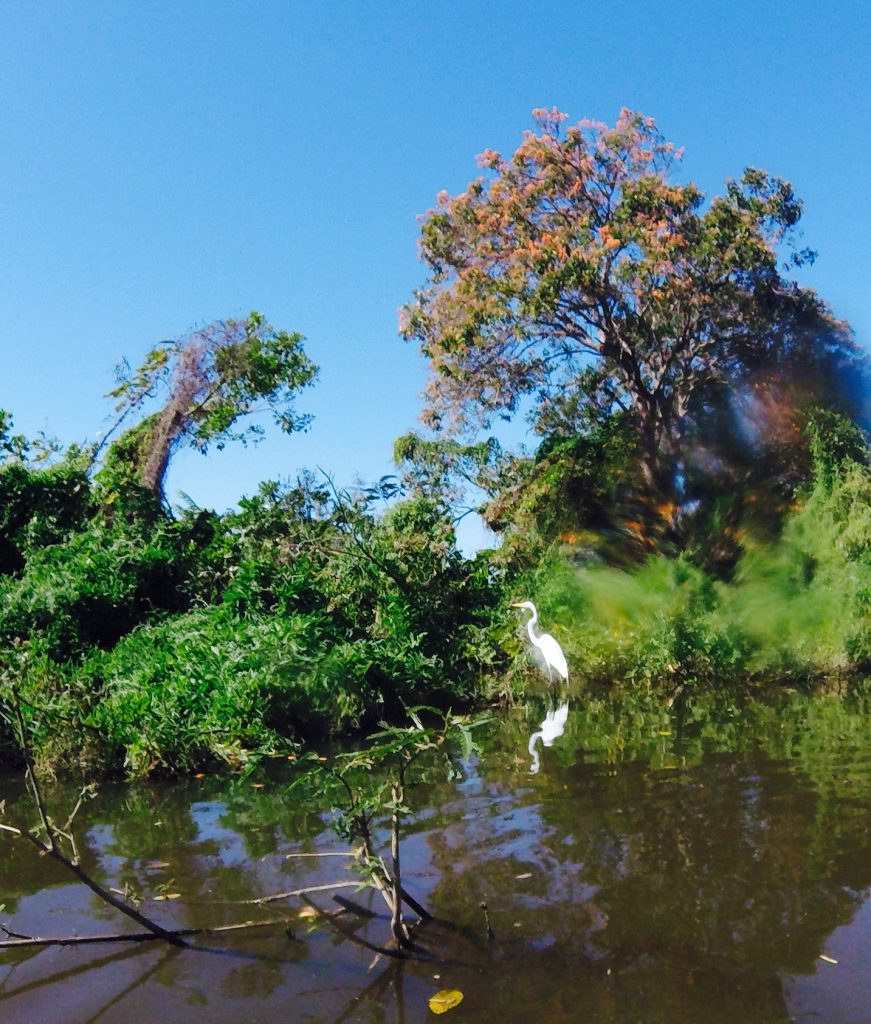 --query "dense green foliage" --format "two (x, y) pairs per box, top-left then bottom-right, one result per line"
(0, 456), (505, 773)
(4, 407), (870, 777)
(2, 115), (870, 778)
(520, 432), (871, 694)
